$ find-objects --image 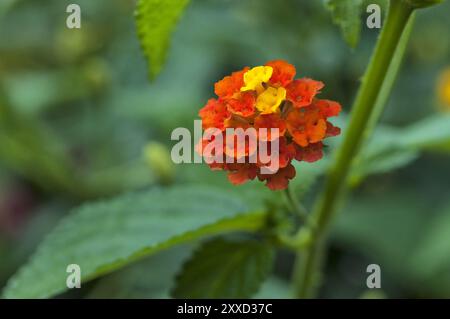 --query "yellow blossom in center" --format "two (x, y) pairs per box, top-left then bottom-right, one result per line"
(241, 66), (273, 92)
(256, 86), (286, 114)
